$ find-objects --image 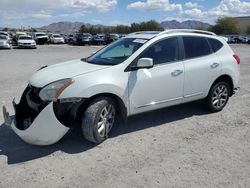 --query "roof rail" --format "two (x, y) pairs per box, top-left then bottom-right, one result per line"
(128, 31), (161, 35)
(158, 29), (216, 36)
